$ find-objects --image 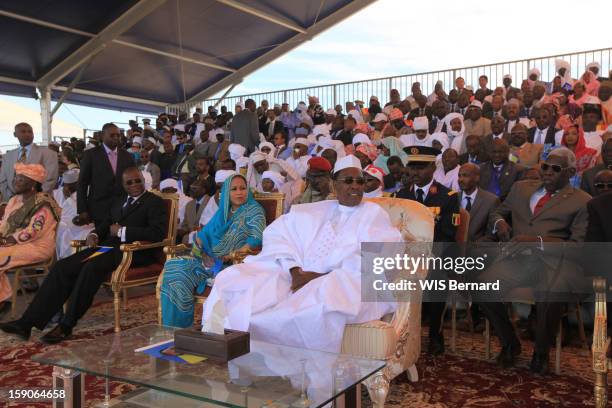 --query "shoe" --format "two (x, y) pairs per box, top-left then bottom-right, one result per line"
(21, 277), (39, 293)
(0, 320), (32, 341)
(529, 352), (550, 375)
(496, 338), (521, 368)
(427, 335), (445, 356)
(0, 301), (11, 317)
(40, 324), (72, 345)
